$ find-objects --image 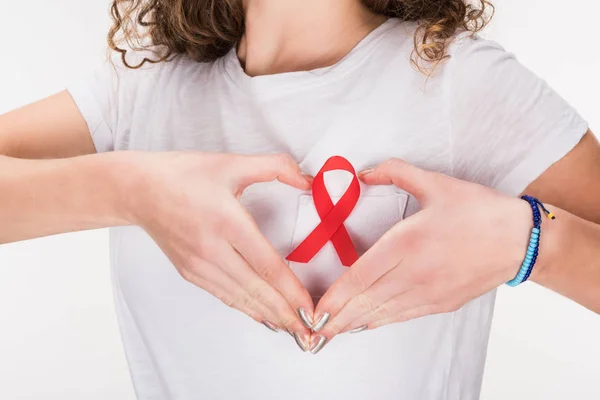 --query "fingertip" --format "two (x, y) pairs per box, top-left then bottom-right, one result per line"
(358, 168), (374, 177)
(299, 174), (313, 190)
(359, 171), (390, 186)
(280, 174), (311, 191)
(302, 174), (314, 185)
